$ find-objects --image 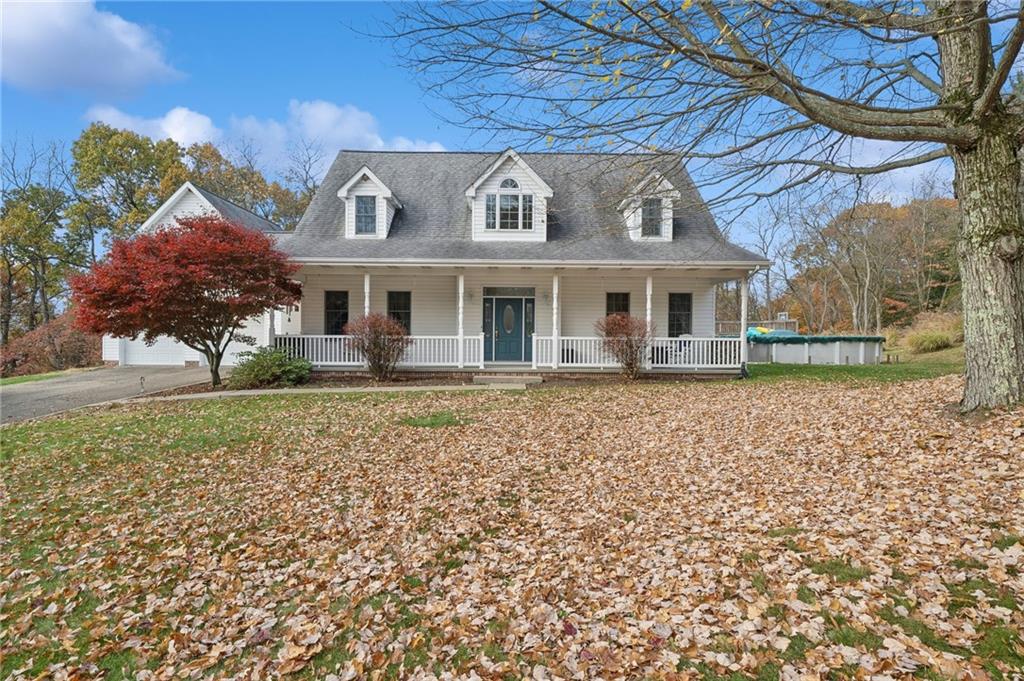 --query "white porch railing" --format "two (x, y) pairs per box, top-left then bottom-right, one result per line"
(275, 334), (362, 366)
(276, 334), (740, 371)
(274, 334), (485, 368)
(533, 336), (742, 370)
